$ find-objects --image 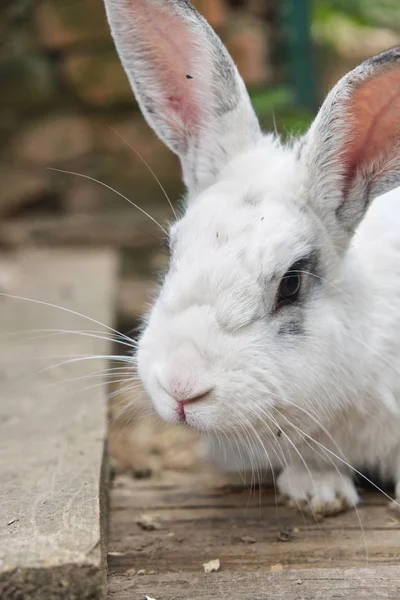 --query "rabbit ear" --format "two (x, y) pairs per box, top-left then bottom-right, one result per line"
(103, 0), (261, 193)
(304, 47), (400, 240)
